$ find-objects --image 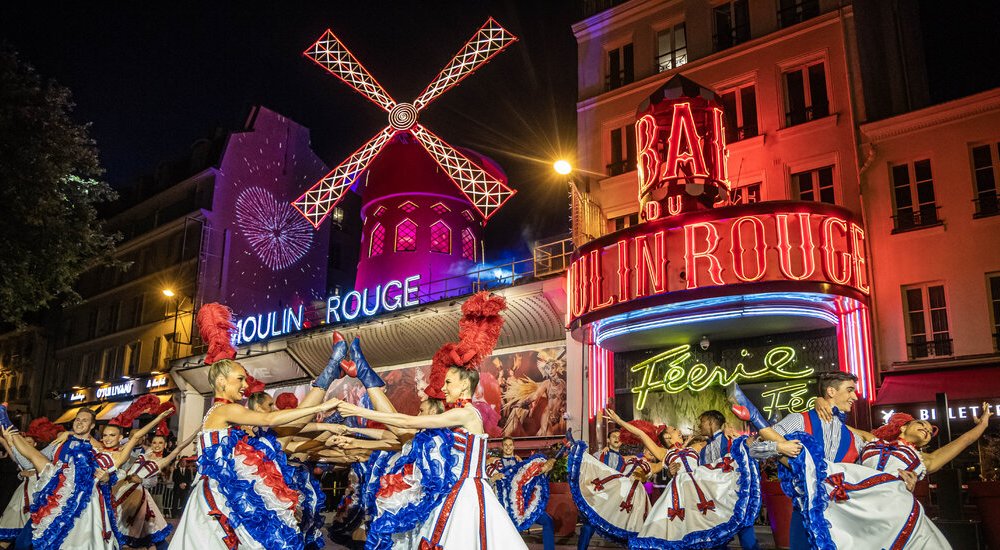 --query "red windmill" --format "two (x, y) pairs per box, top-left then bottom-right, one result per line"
(293, 18), (518, 229)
